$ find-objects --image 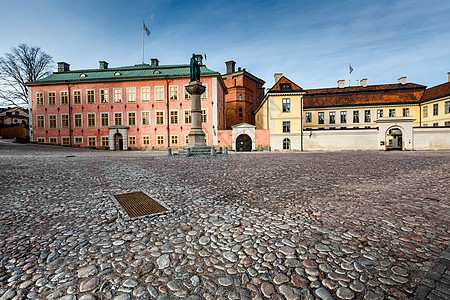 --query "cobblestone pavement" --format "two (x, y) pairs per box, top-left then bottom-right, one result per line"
(0, 141), (449, 300)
